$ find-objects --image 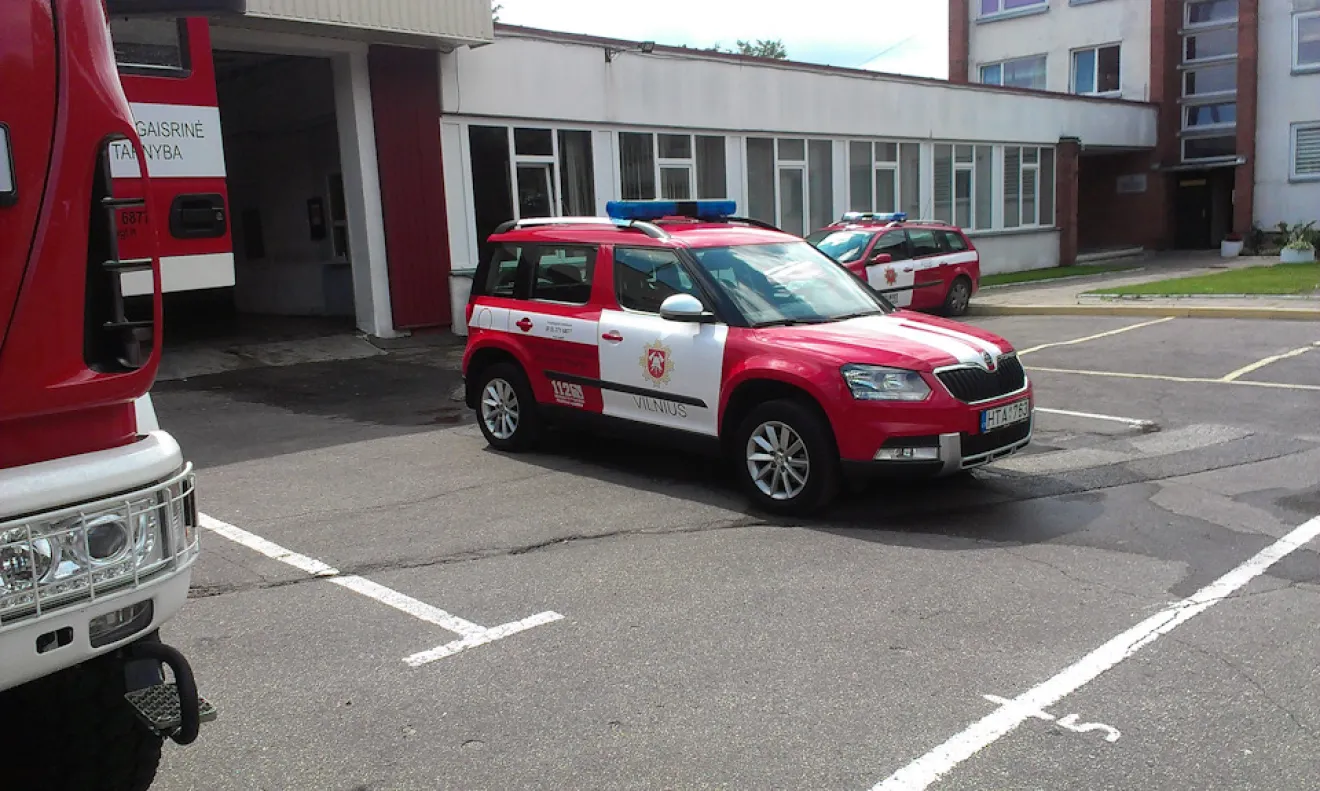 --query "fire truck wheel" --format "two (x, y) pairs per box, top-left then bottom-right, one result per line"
(734, 398), (839, 517)
(0, 652), (163, 791)
(476, 362), (542, 451)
